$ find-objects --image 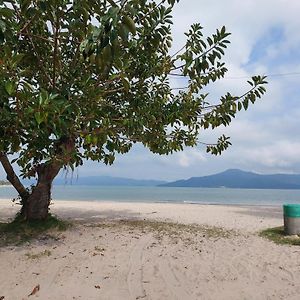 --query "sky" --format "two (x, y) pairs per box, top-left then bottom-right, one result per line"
(2, 0), (300, 182)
